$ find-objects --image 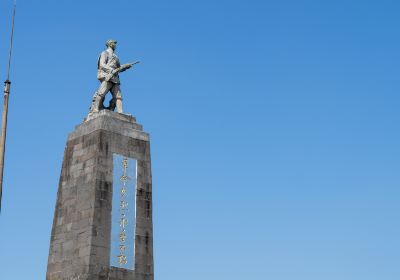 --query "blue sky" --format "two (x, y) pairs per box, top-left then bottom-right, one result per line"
(0, 0), (400, 279)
